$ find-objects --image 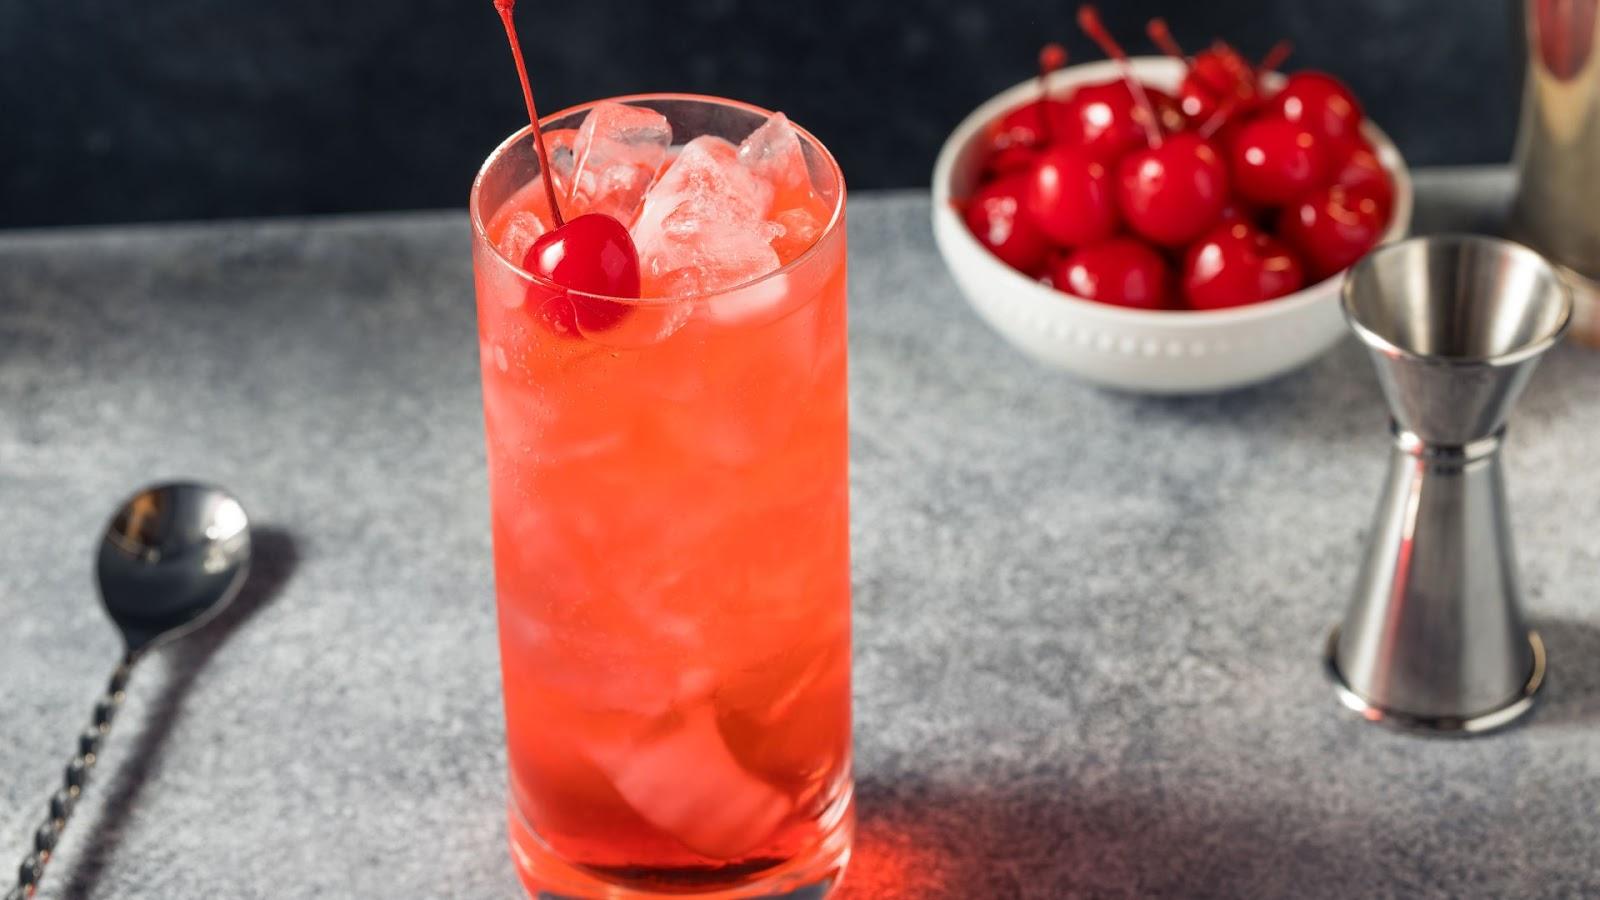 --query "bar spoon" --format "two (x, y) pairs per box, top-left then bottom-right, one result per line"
(7, 482), (251, 899)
